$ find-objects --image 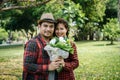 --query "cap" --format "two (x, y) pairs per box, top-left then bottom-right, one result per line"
(38, 13), (56, 24)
